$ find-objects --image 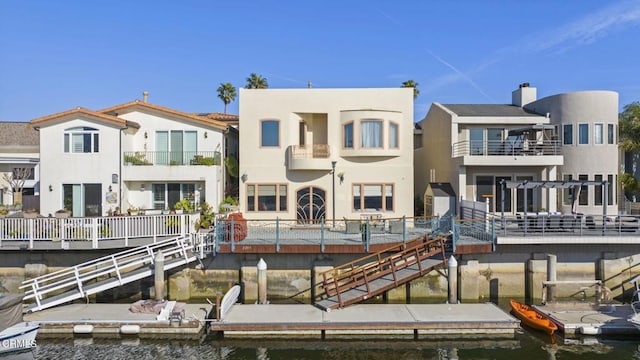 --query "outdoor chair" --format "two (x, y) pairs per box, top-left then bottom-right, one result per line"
(561, 215), (575, 232)
(548, 215), (562, 230)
